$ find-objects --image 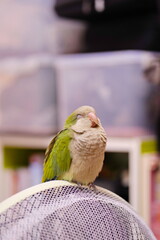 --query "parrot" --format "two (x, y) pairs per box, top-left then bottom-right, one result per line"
(42, 105), (107, 186)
